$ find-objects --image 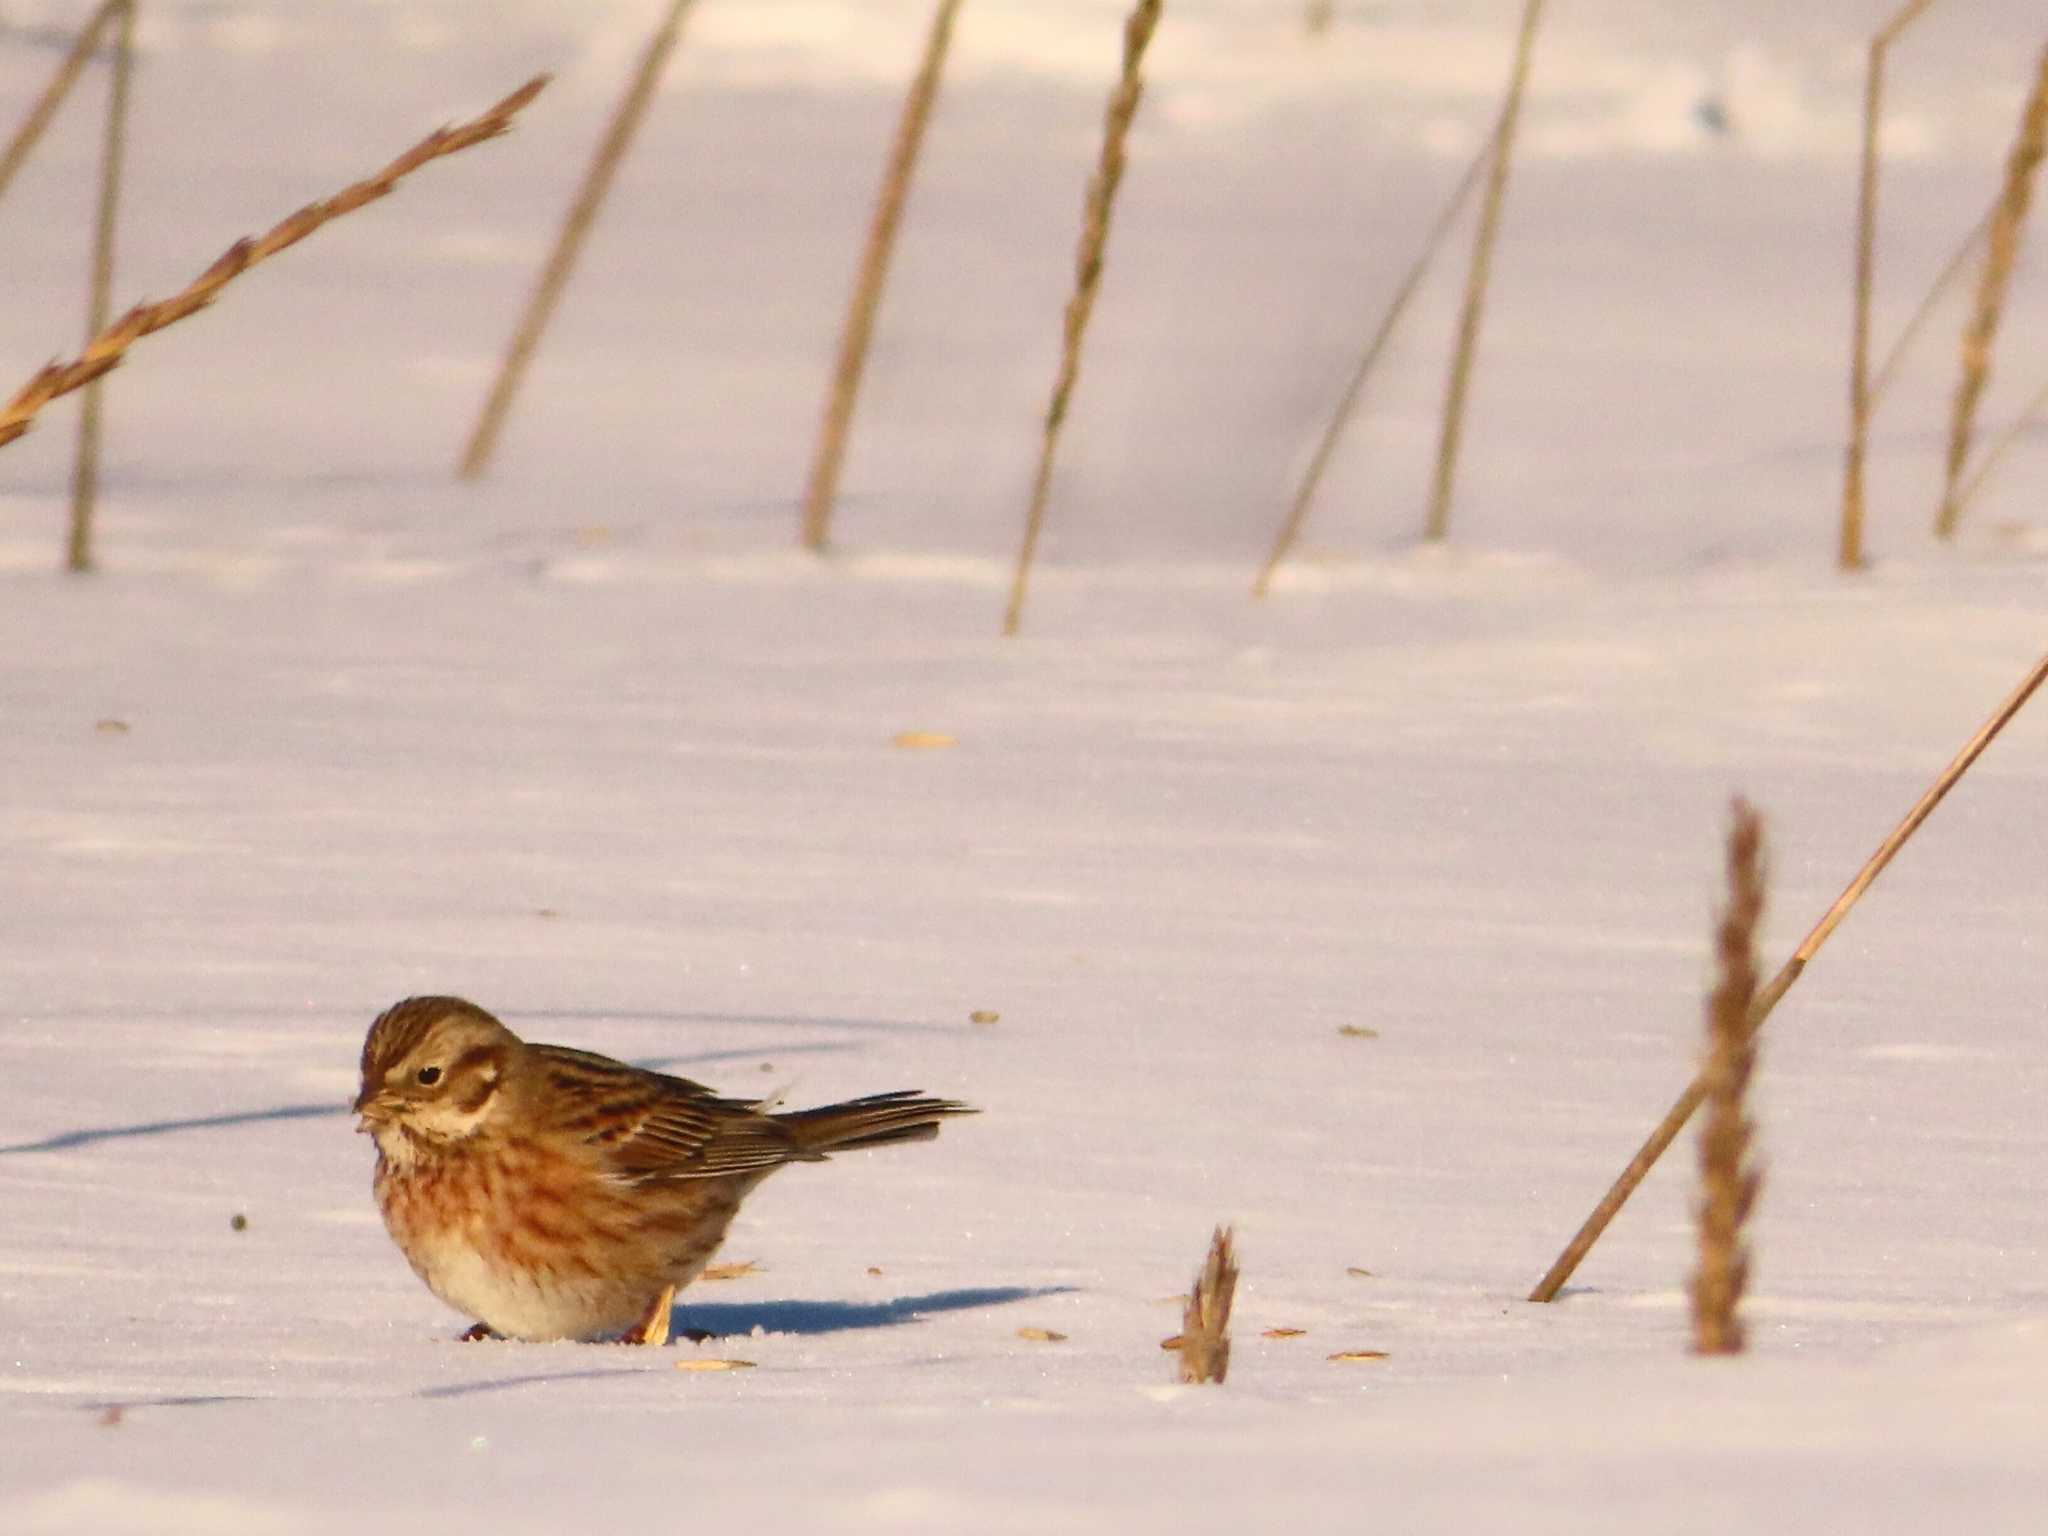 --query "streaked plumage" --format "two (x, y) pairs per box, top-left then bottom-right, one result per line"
(354, 995), (974, 1343)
